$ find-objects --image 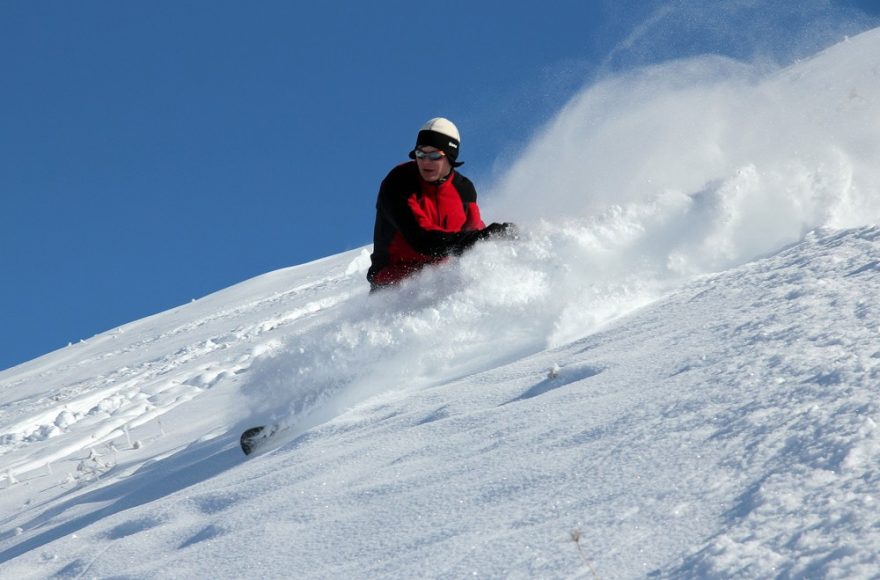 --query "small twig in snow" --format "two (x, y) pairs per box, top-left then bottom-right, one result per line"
(570, 529), (600, 580)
